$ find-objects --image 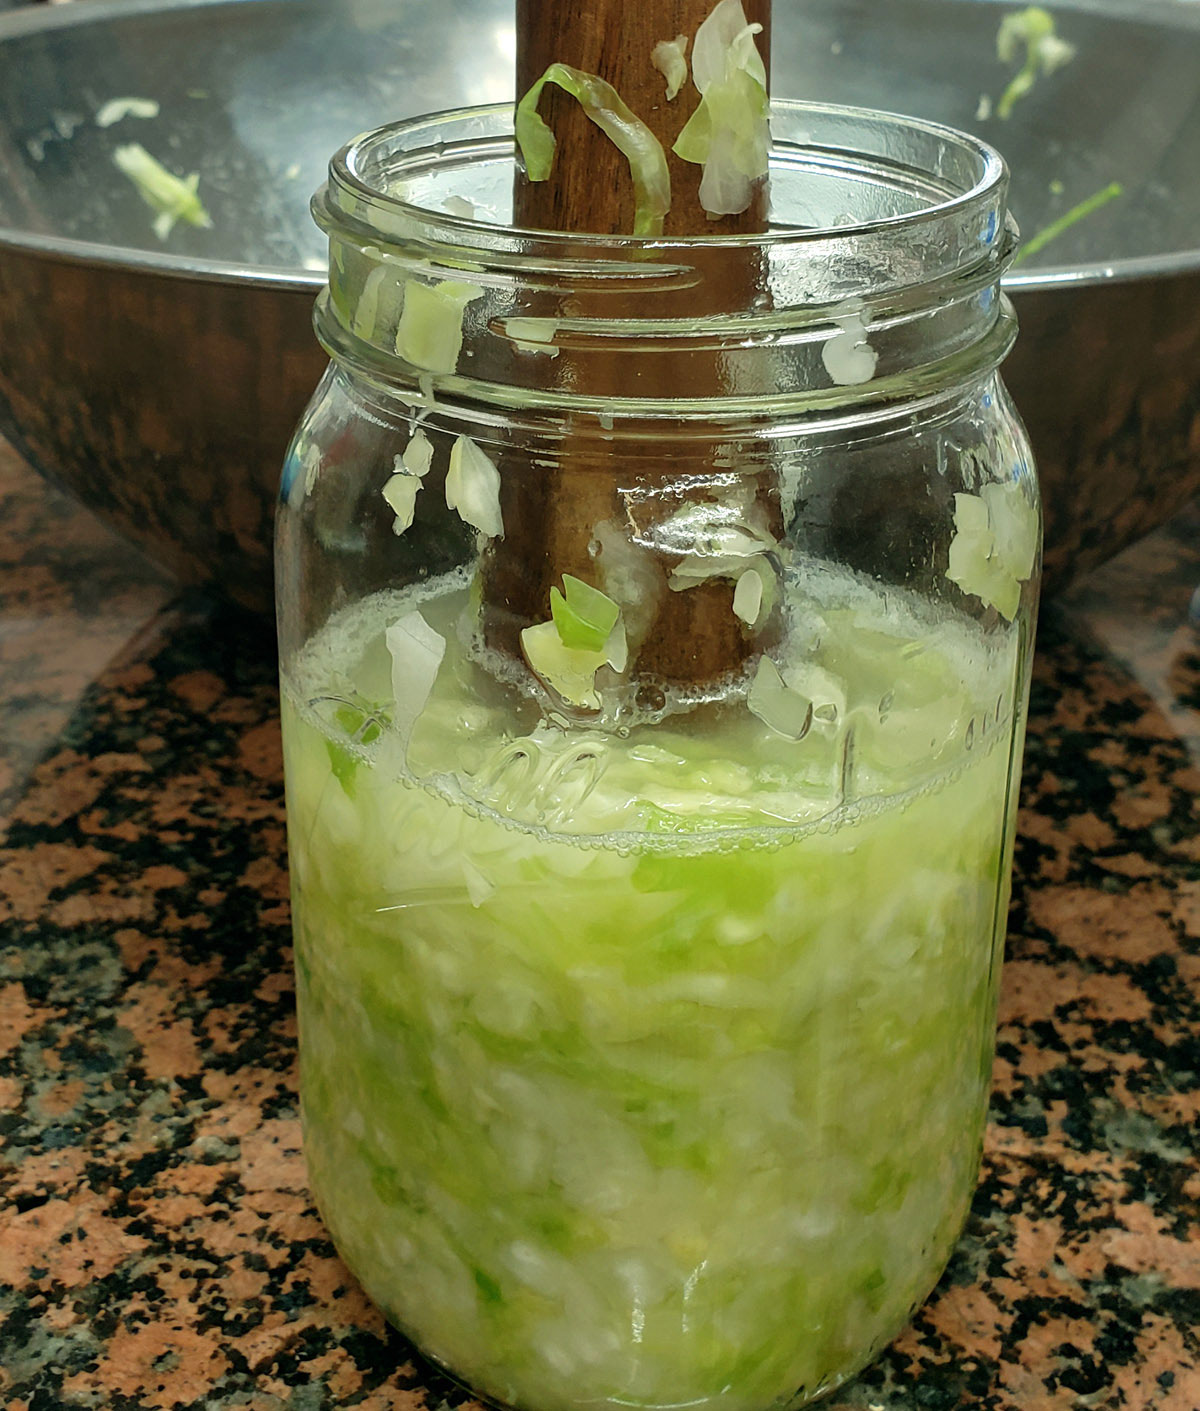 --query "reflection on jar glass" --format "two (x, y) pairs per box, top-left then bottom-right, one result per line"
(276, 100), (1040, 1411)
